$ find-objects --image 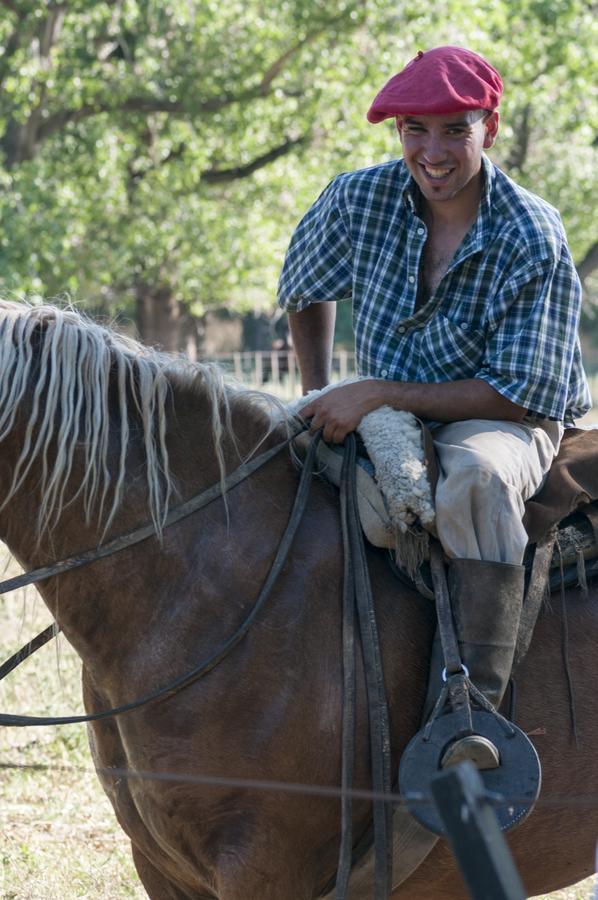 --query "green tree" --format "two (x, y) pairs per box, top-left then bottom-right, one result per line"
(0, 0), (596, 351)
